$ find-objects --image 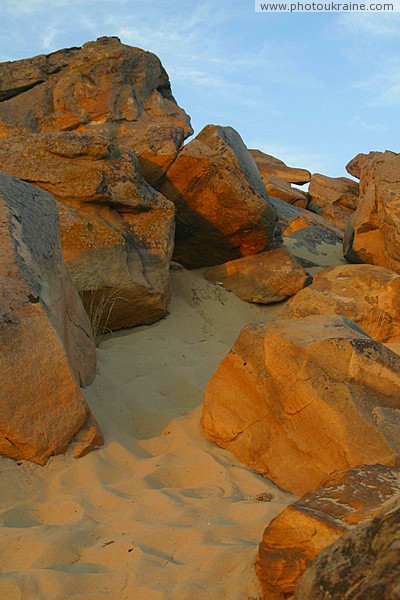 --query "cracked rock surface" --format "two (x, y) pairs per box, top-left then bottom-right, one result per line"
(0, 131), (175, 330)
(0, 171), (102, 464)
(296, 492), (400, 600)
(344, 150), (400, 273)
(201, 314), (400, 496)
(256, 464), (400, 599)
